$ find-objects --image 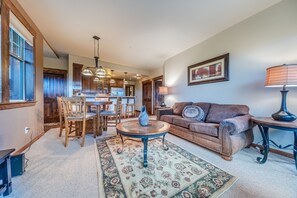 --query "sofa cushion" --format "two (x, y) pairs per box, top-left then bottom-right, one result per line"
(206, 104), (249, 123)
(192, 102), (211, 121)
(172, 117), (198, 128)
(182, 105), (204, 121)
(190, 122), (219, 137)
(160, 115), (181, 124)
(172, 102), (193, 115)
